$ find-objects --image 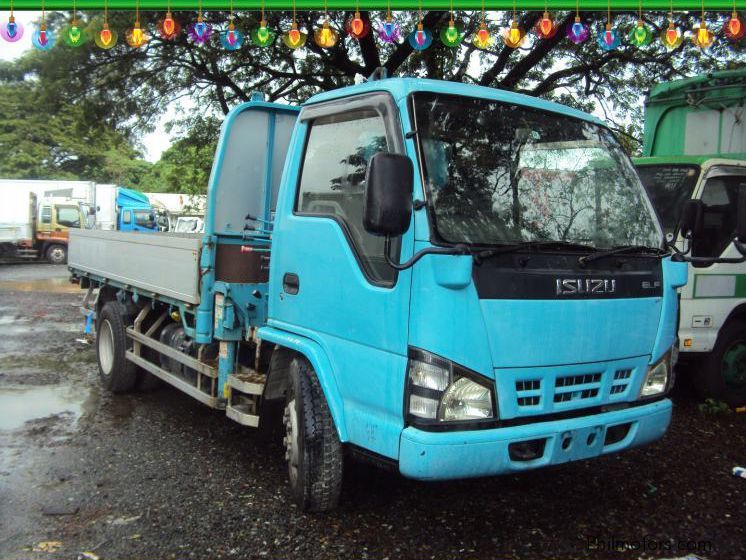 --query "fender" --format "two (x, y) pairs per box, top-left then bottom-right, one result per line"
(258, 325), (349, 442)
